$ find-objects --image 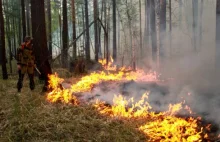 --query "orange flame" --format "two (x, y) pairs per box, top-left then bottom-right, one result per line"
(46, 57), (211, 141)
